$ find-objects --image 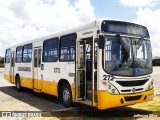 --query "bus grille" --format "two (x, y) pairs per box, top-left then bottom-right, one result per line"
(124, 95), (142, 101)
(121, 88), (143, 93)
(116, 79), (148, 87)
